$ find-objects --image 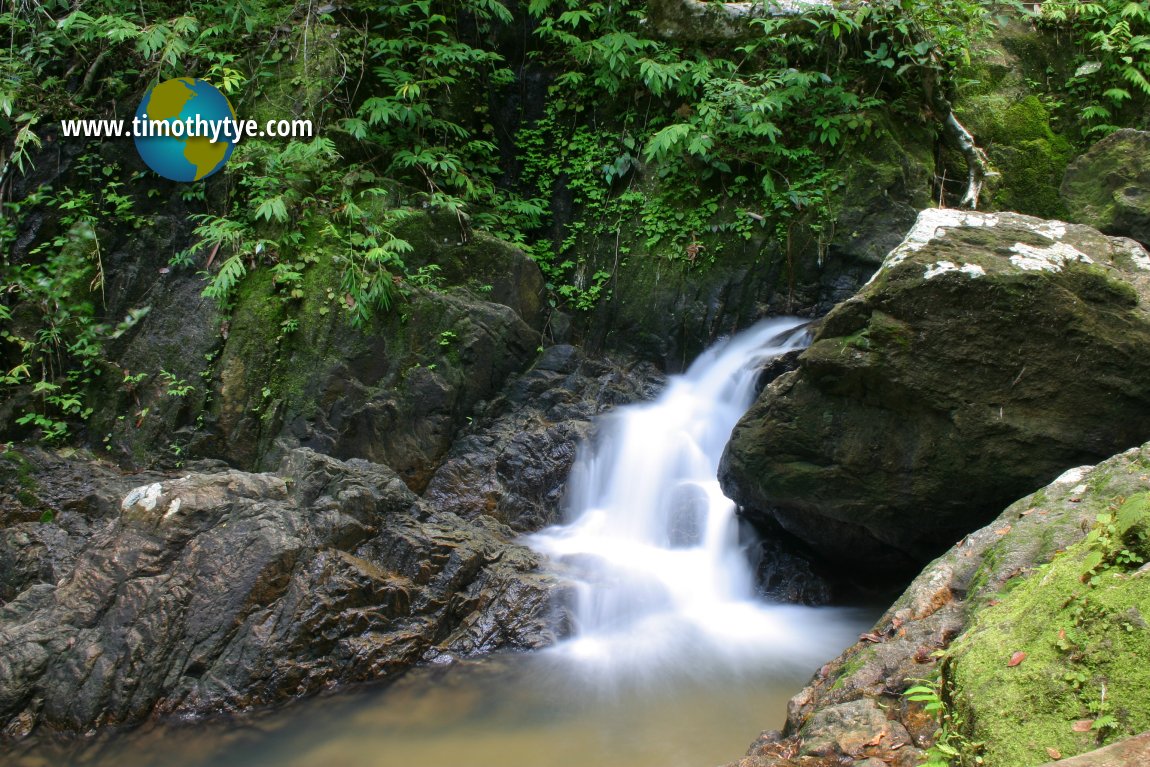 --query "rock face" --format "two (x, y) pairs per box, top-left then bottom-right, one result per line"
(195, 212), (549, 489)
(577, 123), (933, 369)
(724, 442), (1150, 767)
(721, 209), (1150, 571)
(0, 448), (565, 739)
(1062, 129), (1150, 247)
(423, 344), (663, 532)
